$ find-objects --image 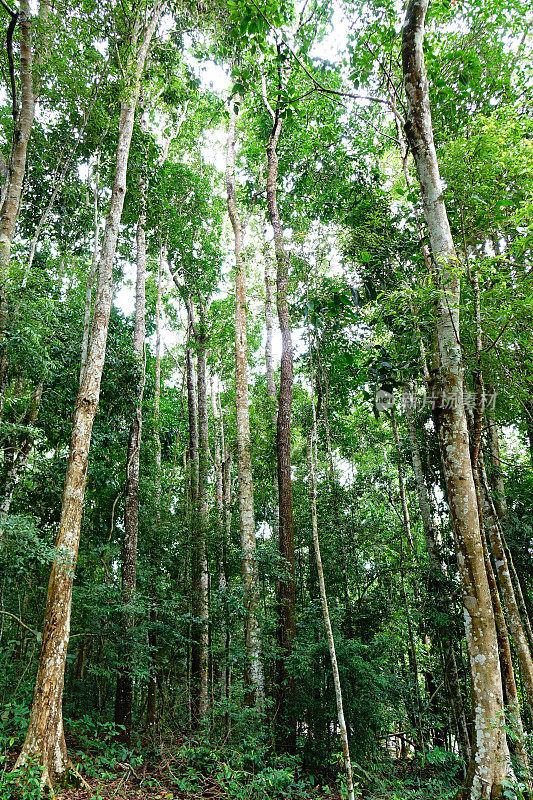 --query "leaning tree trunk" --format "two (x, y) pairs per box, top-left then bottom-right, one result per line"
(115, 178), (147, 742)
(402, 1), (509, 795)
(226, 100), (264, 705)
(265, 104), (296, 753)
(14, 8), (161, 789)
